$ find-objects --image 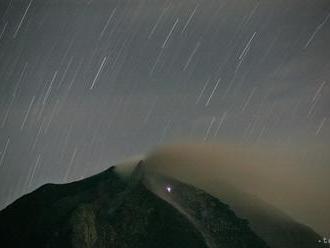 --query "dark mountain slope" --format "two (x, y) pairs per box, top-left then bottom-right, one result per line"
(0, 165), (127, 247)
(0, 161), (269, 248)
